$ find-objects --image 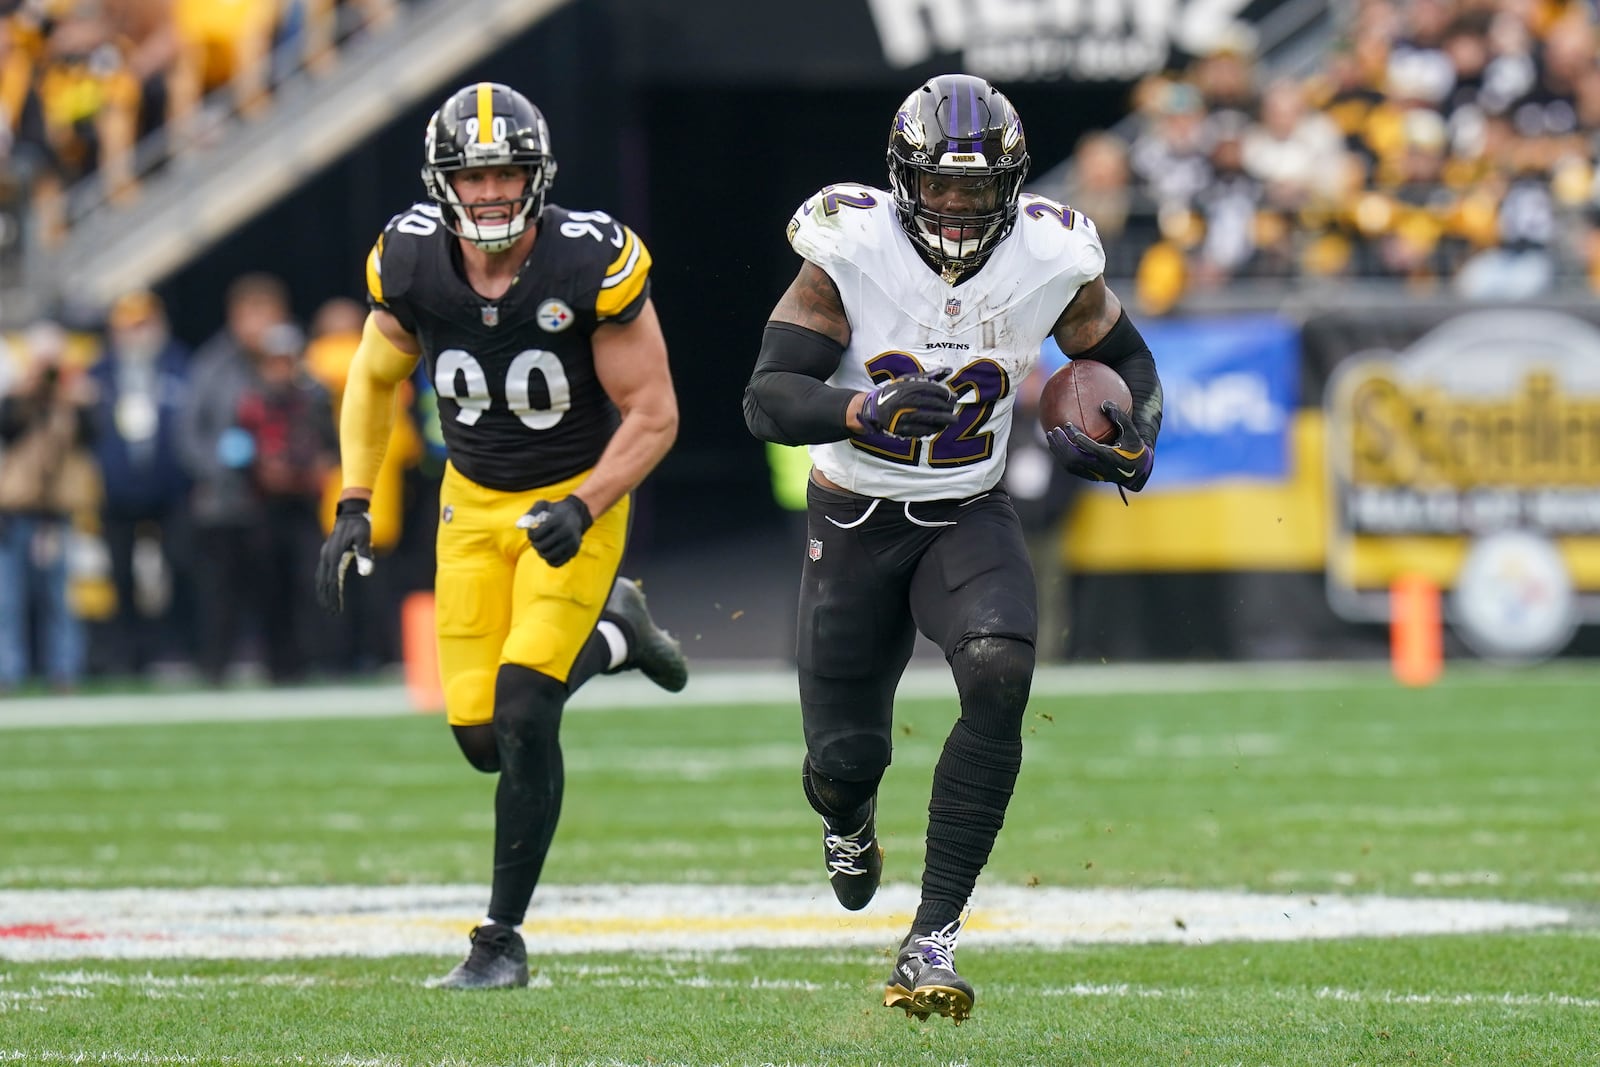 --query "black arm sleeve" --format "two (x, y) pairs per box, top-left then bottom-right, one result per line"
(1067, 309), (1164, 447)
(742, 322), (857, 445)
